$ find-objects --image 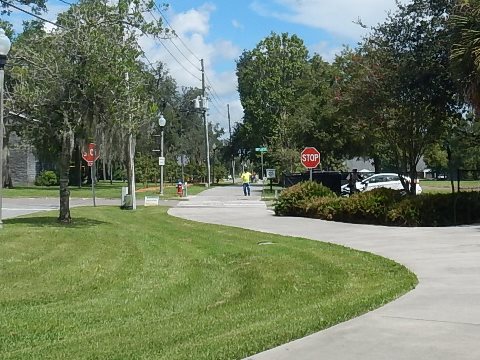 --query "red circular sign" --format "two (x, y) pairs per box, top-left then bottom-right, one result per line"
(301, 147), (321, 169)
